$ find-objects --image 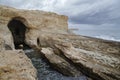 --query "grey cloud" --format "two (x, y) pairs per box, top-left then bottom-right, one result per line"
(68, 0), (120, 24)
(69, 8), (120, 25)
